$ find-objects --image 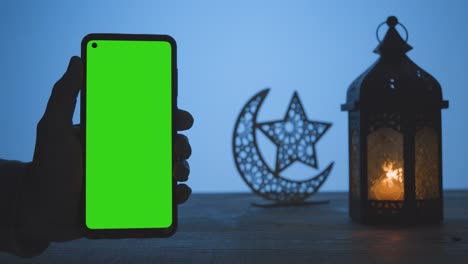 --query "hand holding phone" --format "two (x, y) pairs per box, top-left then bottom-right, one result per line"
(17, 45), (192, 252)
